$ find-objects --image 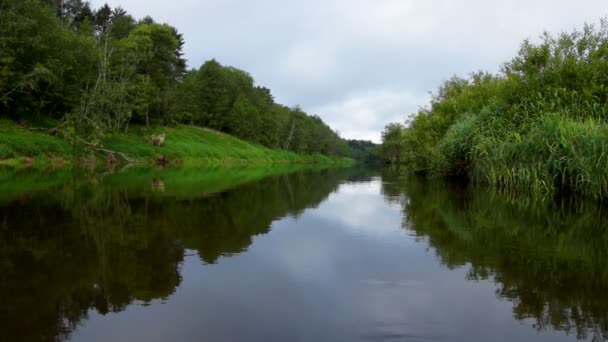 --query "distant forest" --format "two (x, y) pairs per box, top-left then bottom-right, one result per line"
(347, 139), (380, 164)
(0, 0), (362, 157)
